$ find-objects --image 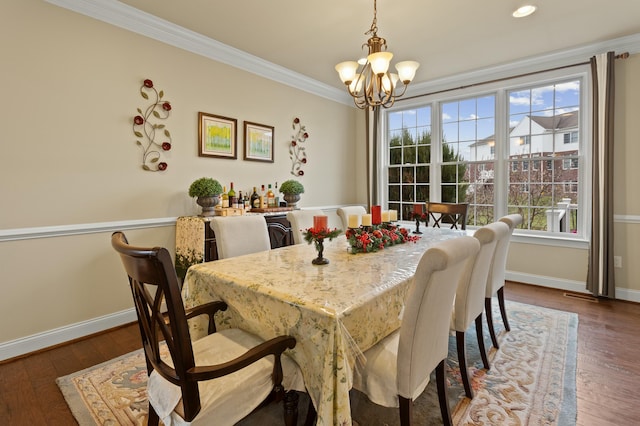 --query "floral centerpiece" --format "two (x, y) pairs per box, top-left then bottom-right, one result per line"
(345, 224), (419, 254)
(303, 227), (342, 265)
